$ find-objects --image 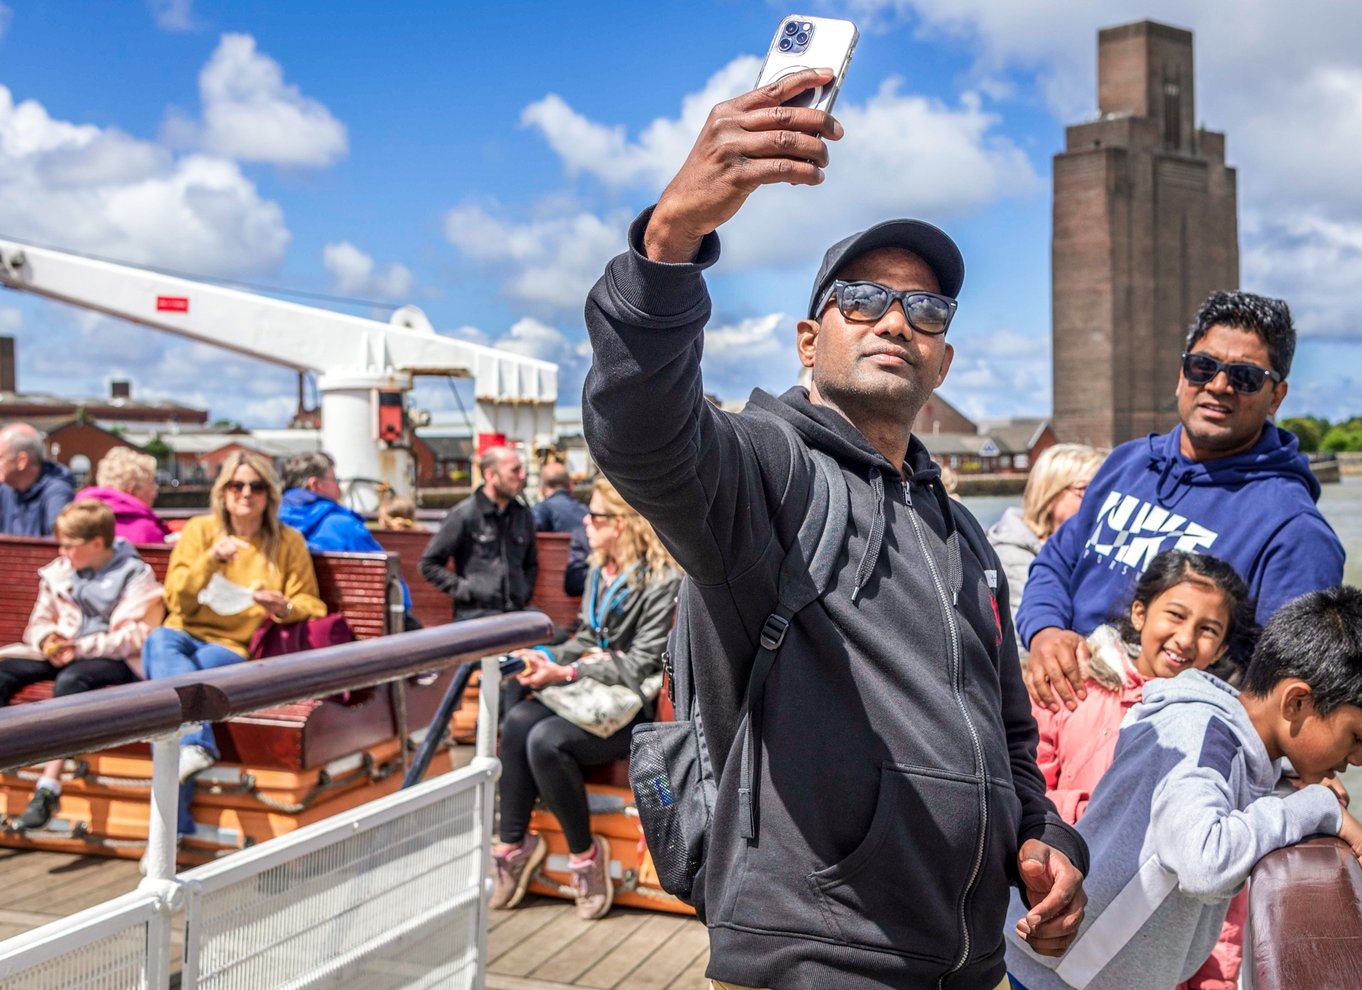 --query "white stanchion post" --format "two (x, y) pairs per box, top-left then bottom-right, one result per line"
(472, 655), (503, 990)
(138, 729), (185, 988)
